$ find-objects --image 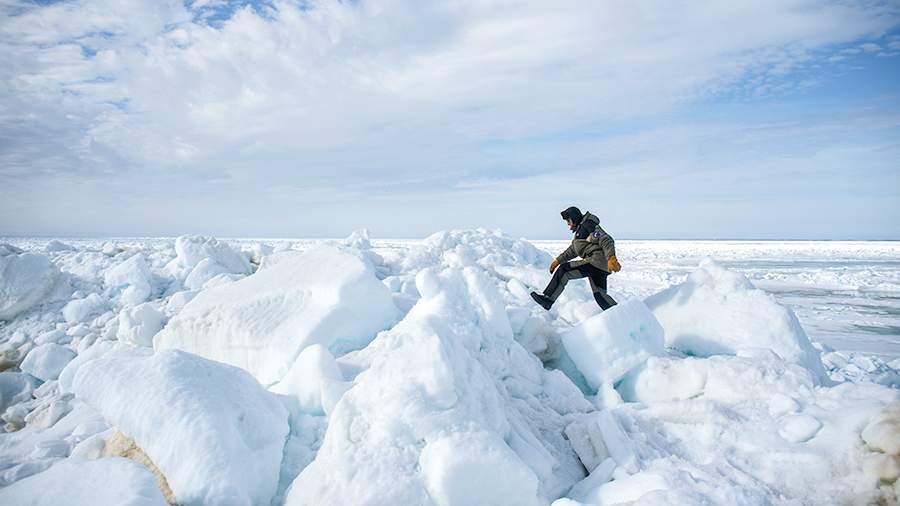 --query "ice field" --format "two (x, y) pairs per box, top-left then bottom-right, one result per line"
(0, 232), (898, 505)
